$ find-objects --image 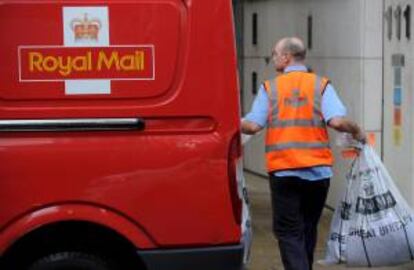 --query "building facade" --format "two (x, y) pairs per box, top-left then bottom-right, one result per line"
(238, 0), (414, 208)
